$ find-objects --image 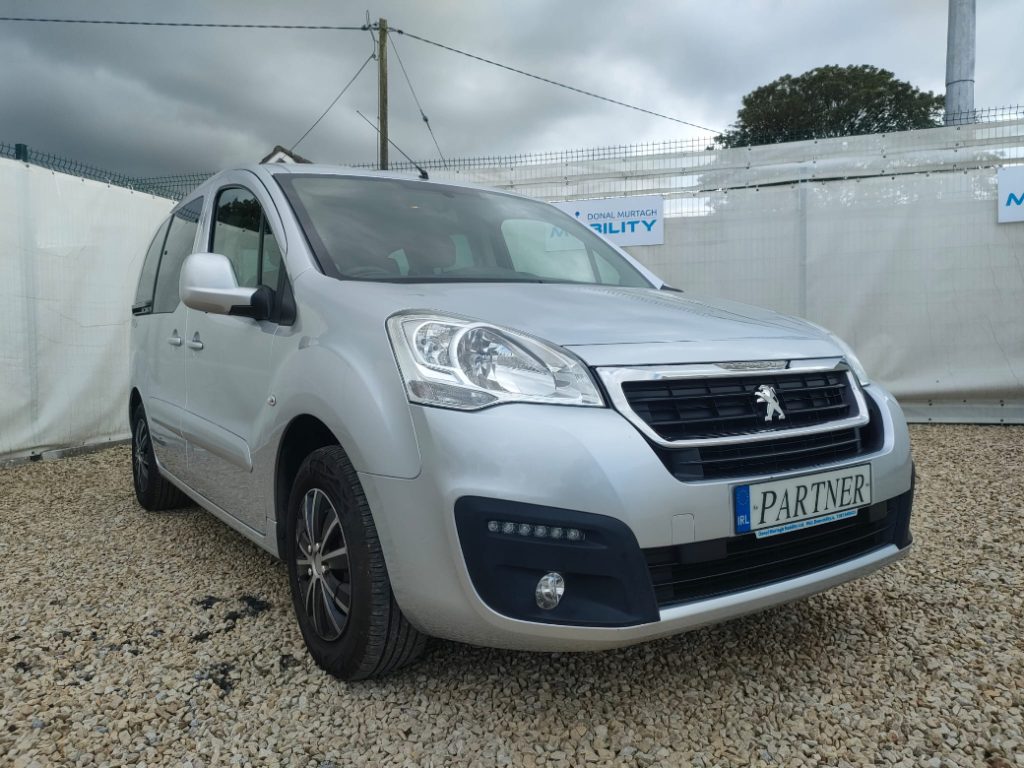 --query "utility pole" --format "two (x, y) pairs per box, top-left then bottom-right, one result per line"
(944, 0), (976, 125)
(378, 17), (389, 170)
